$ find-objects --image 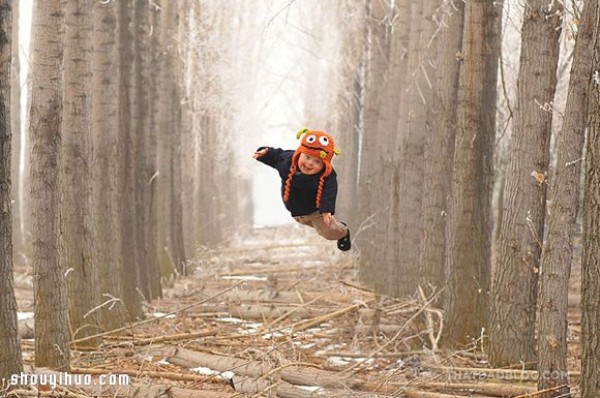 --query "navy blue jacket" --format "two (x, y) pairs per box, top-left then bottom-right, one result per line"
(256, 147), (338, 217)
